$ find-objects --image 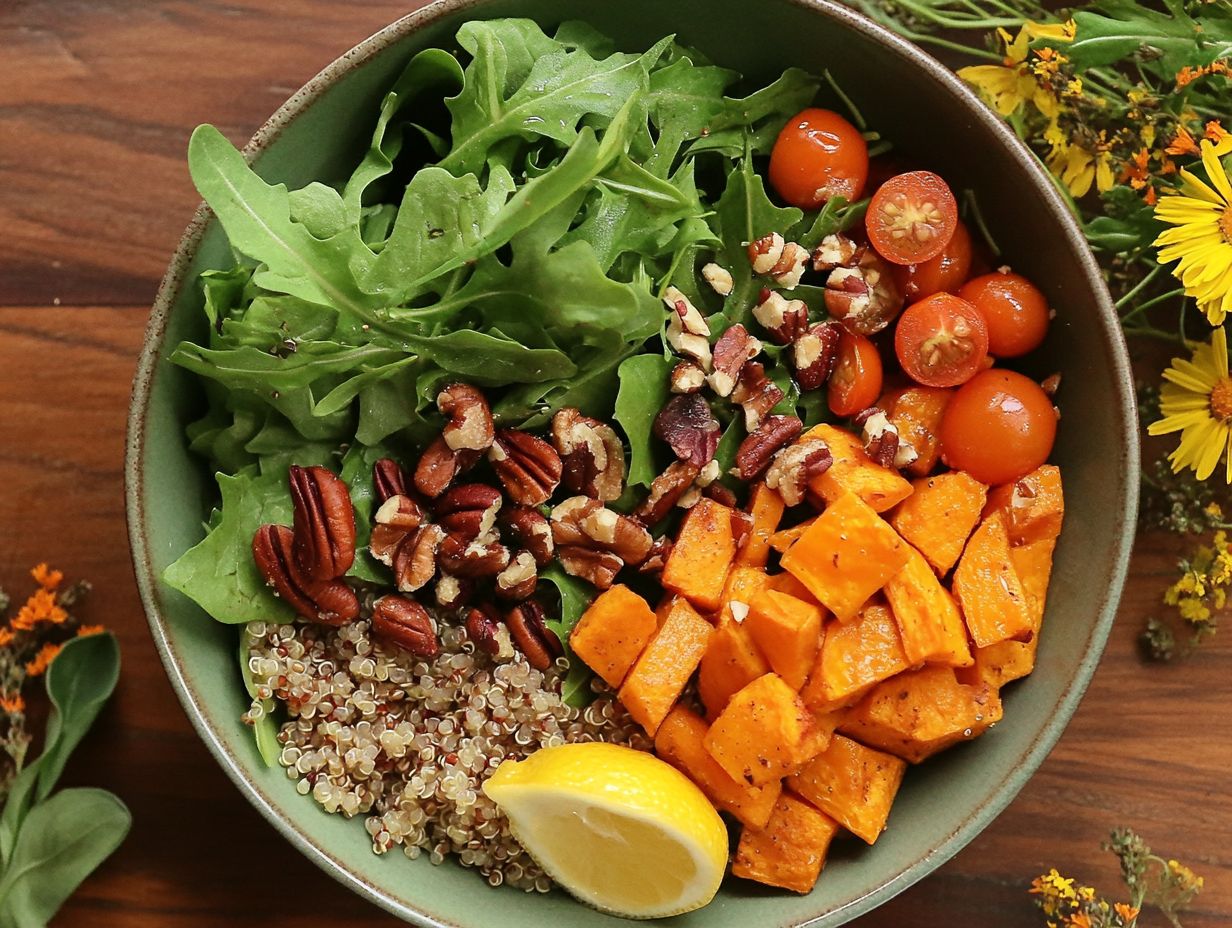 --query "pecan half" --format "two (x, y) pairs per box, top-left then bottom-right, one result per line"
(436, 484), (502, 540)
(288, 465), (356, 581)
(434, 573), (474, 610)
(505, 601), (563, 671)
(669, 361), (706, 395)
(707, 324), (761, 398)
(730, 361), (785, 432)
(663, 286), (712, 370)
(765, 437), (833, 506)
(653, 394), (720, 467)
(735, 414), (804, 481)
(495, 550), (538, 602)
(501, 506), (555, 567)
(438, 533), (511, 578)
(551, 408), (625, 502)
(372, 595), (439, 658)
(638, 536), (674, 574)
(369, 523), (411, 567)
(253, 524), (358, 626)
(550, 497), (653, 565)
(632, 460), (701, 526)
(413, 435), (481, 498)
(557, 546), (623, 590)
(437, 383), (495, 452)
(465, 604), (505, 657)
(374, 494), (425, 532)
(393, 523), (444, 593)
(791, 322), (842, 392)
(372, 458), (409, 507)
(823, 250), (904, 335)
(490, 429), (563, 507)
(752, 289), (809, 345)
(811, 233), (864, 272)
